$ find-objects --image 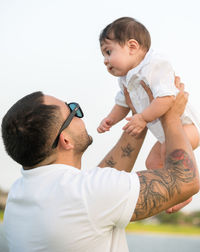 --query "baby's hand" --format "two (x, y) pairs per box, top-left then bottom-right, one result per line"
(97, 118), (113, 133)
(122, 114), (147, 136)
